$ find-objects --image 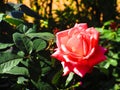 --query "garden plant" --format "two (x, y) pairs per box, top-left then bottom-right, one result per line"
(0, 0), (120, 90)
